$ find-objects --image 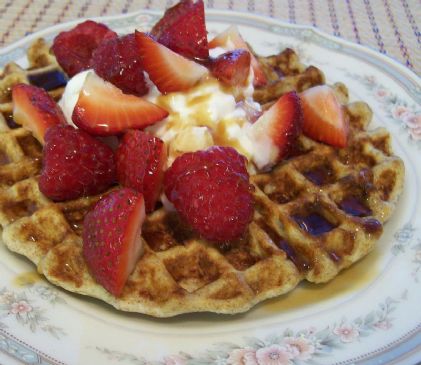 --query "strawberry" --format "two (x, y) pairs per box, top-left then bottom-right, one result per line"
(115, 130), (167, 213)
(208, 49), (251, 86)
(300, 85), (349, 148)
(91, 34), (149, 96)
(52, 20), (117, 77)
(164, 146), (253, 242)
(249, 91), (303, 169)
(72, 72), (168, 136)
(208, 25), (267, 87)
(135, 31), (209, 94)
(83, 188), (146, 296)
(12, 84), (66, 144)
(39, 125), (116, 201)
(150, 0), (208, 60)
